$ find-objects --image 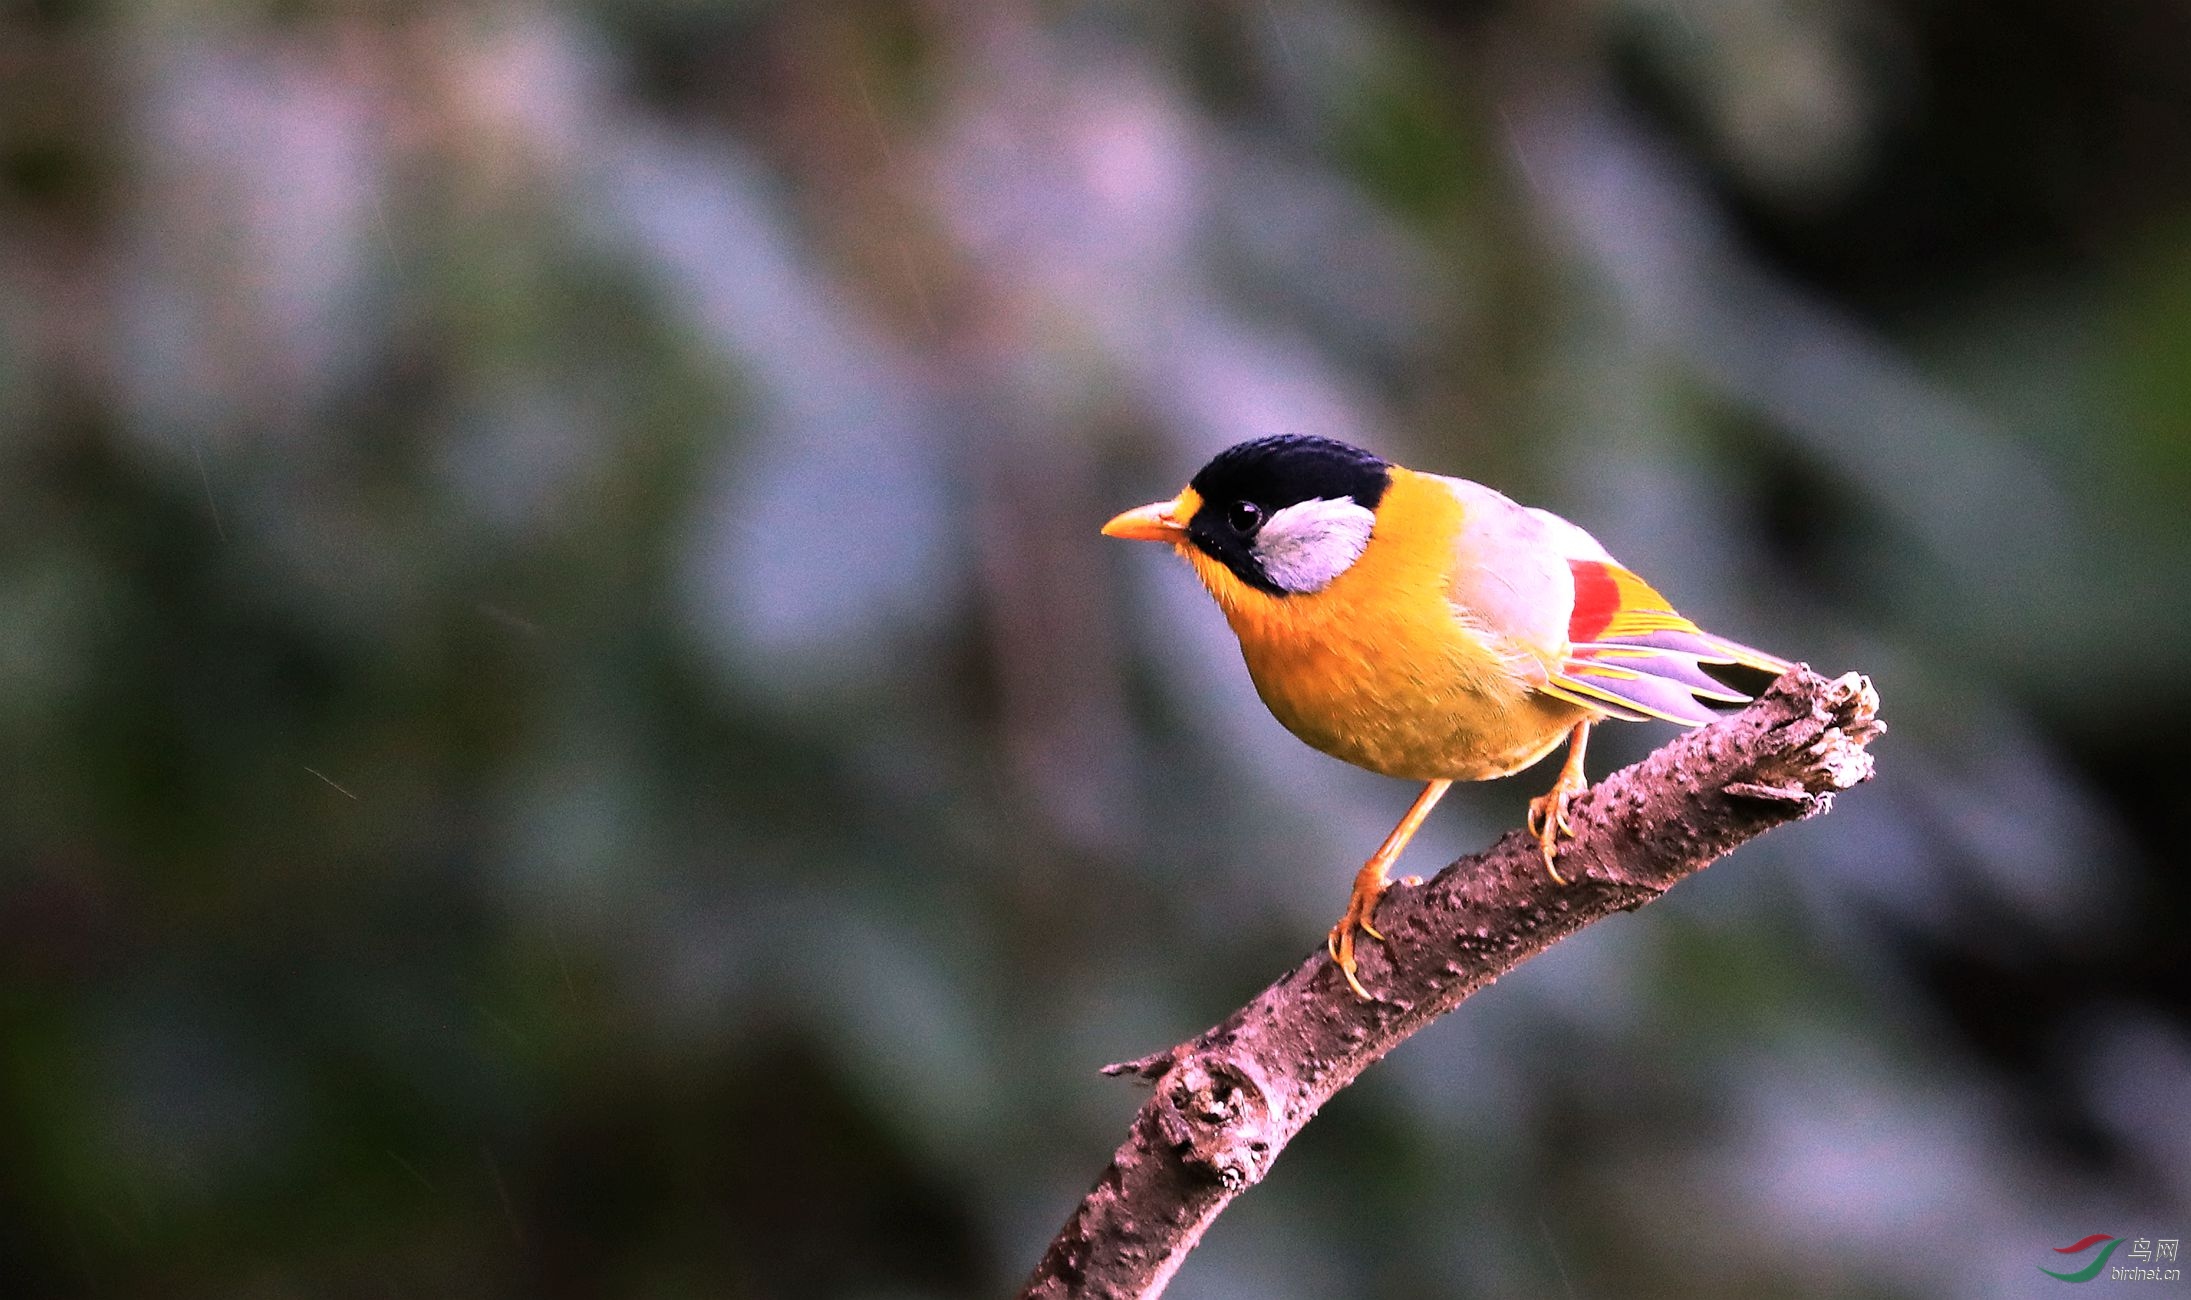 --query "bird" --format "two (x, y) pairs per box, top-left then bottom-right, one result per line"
(1102, 434), (1789, 998)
